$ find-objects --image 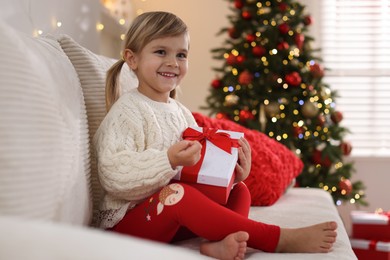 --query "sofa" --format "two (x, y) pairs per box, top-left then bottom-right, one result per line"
(0, 22), (357, 259)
